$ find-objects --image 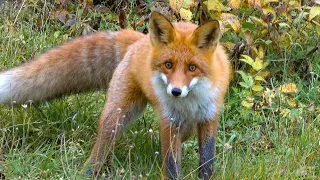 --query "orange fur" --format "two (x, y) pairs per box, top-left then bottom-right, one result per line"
(0, 12), (230, 179)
